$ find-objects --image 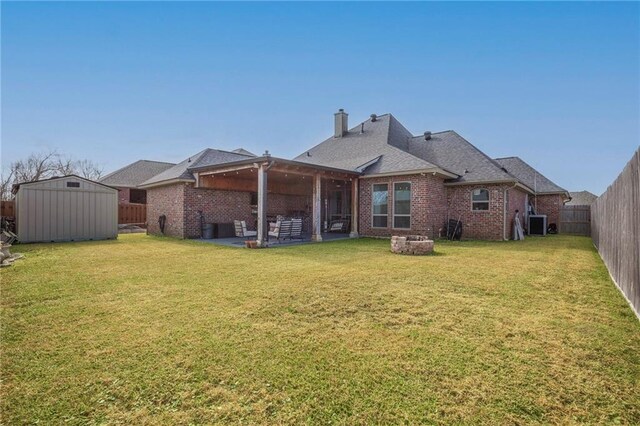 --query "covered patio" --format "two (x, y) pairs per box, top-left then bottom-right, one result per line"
(190, 152), (361, 247)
